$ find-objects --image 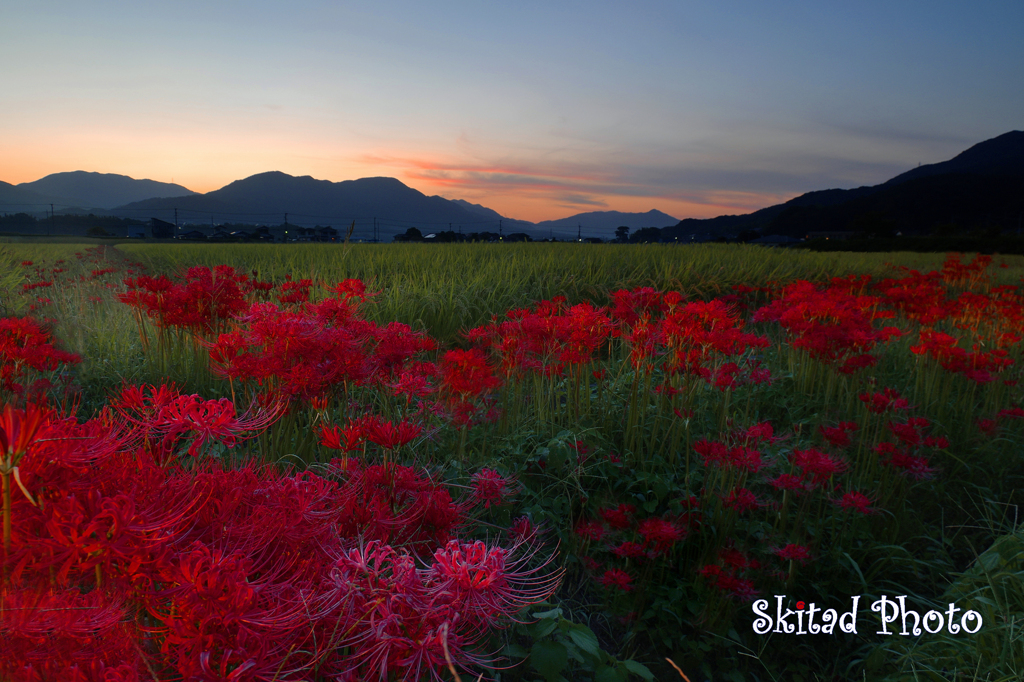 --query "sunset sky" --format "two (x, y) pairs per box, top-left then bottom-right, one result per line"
(2, 1), (1022, 223)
